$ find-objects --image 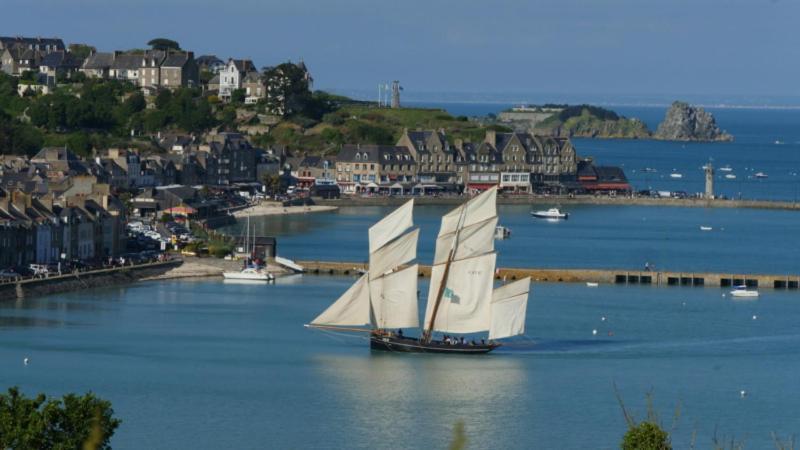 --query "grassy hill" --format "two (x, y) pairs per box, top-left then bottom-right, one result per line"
(265, 105), (511, 155)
